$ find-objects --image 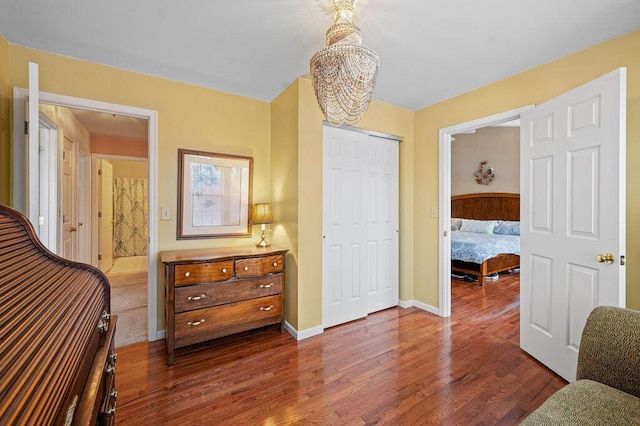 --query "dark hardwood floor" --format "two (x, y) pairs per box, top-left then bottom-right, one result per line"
(115, 273), (566, 425)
